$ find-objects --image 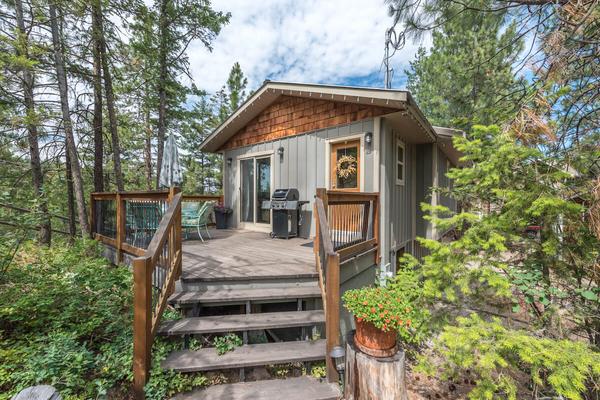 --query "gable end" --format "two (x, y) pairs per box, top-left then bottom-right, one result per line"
(220, 95), (396, 150)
